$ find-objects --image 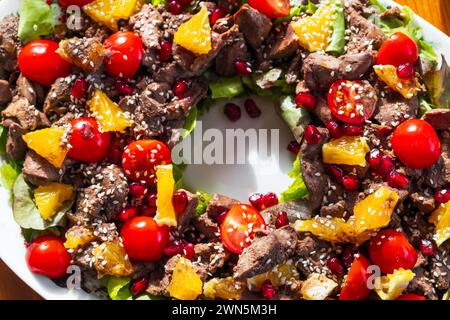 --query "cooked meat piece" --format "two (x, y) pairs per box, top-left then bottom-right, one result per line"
(76, 185), (104, 219)
(402, 212), (434, 247)
(312, 96), (333, 125)
(421, 131), (450, 189)
(364, 123), (393, 150)
(5, 122), (27, 162)
(374, 95), (419, 127)
(193, 242), (228, 280)
(194, 214), (220, 240)
(0, 79), (12, 105)
(300, 127), (330, 211)
(205, 193), (239, 220)
(294, 235), (334, 278)
(16, 74), (37, 105)
(53, 112), (76, 127)
(429, 248), (450, 291)
(406, 267), (439, 300)
(130, 4), (164, 49)
(1, 97), (50, 130)
(43, 77), (74, 116)
(409, 192), (436, 213)
(234, 4), (272, 50)
(22, 151), (64, 186)
(153, 61), (188, 85)
(234, 226), (298, 280)
(340, 52), (374, 80)
(146, 257), (177, 296)
(261, 201), (312, 225)
(58, 37), (105, 72)
(264, 23), (299, 60)
(218, 0), (241, 13)
(99, 165), (130, 217)
(320, 200), (347, 218)
(212, 15), (234, 33)
(176, 189), (198, 227)
(215, 26), (250, 77)
(380, 6), (402, 20)
(0, 15), (20, 74)
(285, 54), (303, 84)
(422, 109), (450, 131)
